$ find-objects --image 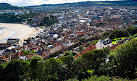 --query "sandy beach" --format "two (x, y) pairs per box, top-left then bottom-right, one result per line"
(0, 23), (38, 43)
